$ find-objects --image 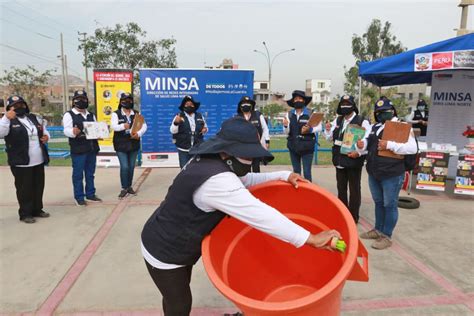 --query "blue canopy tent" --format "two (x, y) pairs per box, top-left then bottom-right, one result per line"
(358, 33), (474, 87)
